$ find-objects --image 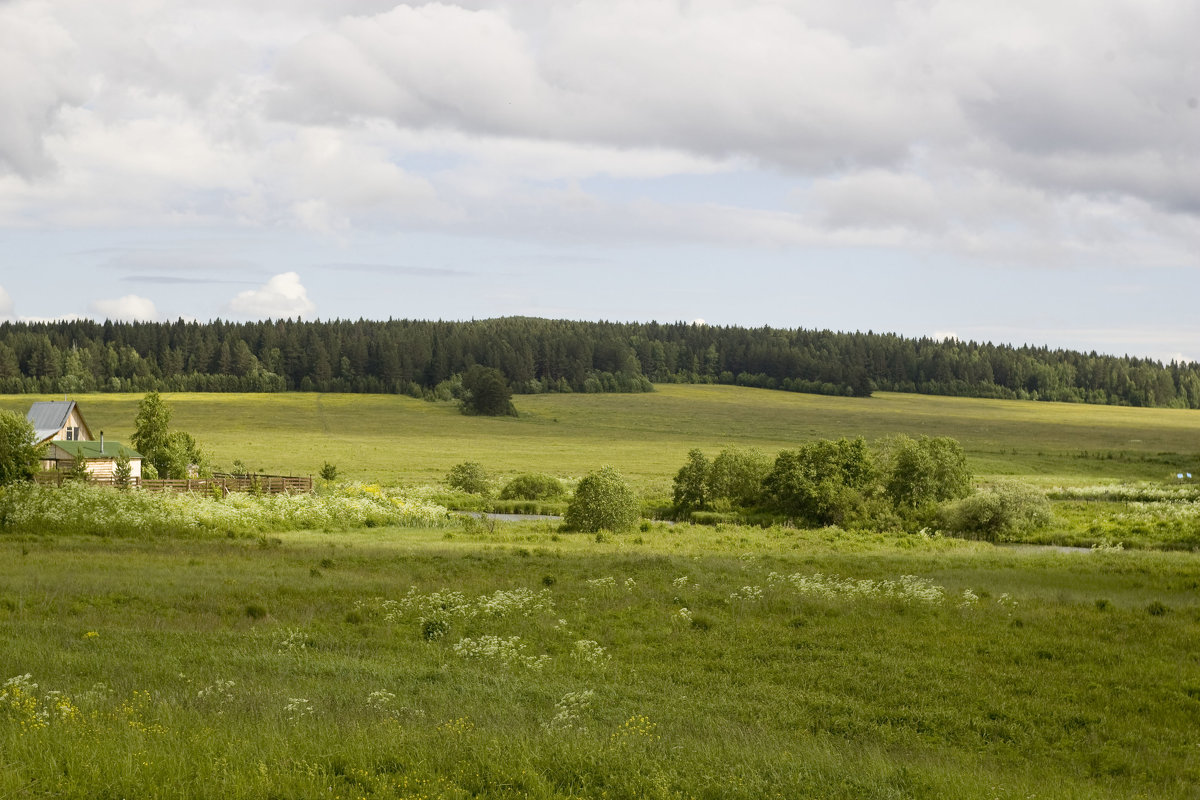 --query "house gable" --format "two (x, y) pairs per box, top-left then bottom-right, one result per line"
(26, 401), (94, 444)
